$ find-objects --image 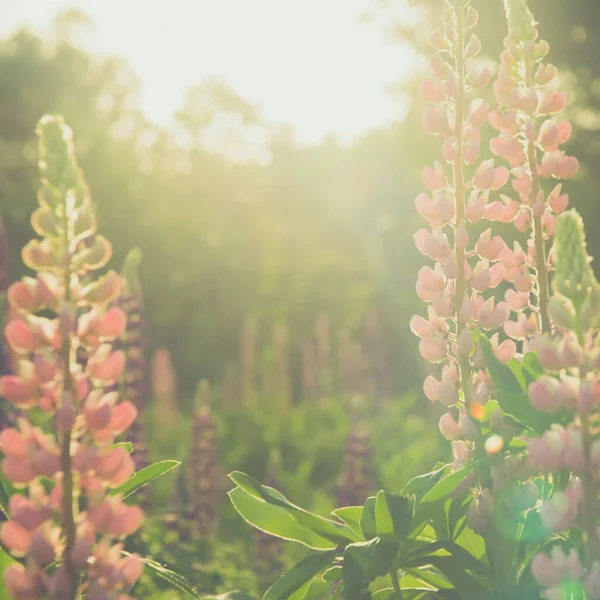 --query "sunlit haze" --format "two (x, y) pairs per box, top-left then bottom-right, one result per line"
(2, 0), (417, 145)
